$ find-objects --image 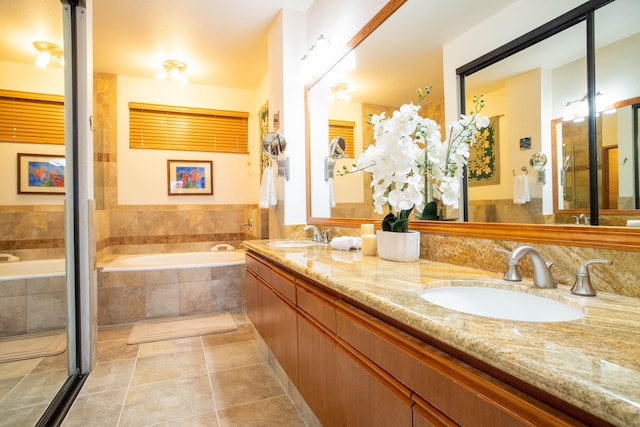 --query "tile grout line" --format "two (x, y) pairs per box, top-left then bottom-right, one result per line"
(202, 335), (222, 426)
(115, 341), (142, 427)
